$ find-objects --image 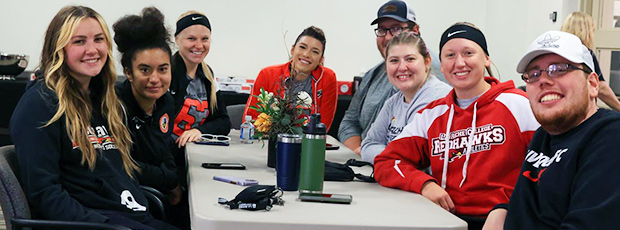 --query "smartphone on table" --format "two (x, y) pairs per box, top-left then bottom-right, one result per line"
(299, 192), (352, 204)
(326, 143), (340, 150)
(195, 140), (230, 146)
(202, 163), (246, 170)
